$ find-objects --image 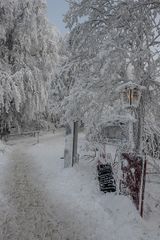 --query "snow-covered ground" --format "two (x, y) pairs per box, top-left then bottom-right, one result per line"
(0, 131), (159, 240)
